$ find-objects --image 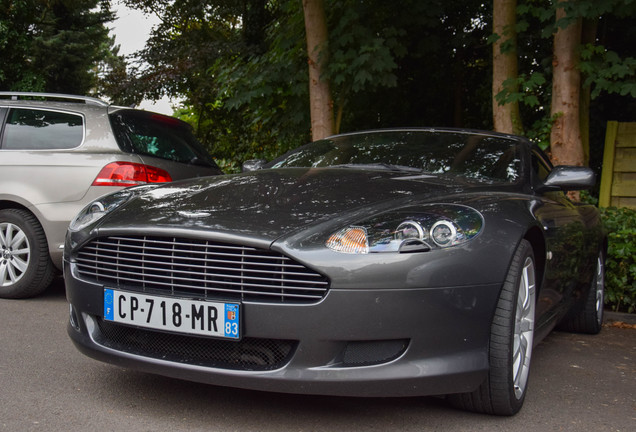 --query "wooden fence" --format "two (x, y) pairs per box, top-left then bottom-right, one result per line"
(599, 121), (636, 209)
